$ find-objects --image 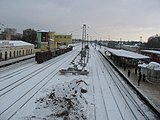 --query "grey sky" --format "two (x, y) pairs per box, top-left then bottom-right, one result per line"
(0, 0), (160, 41)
